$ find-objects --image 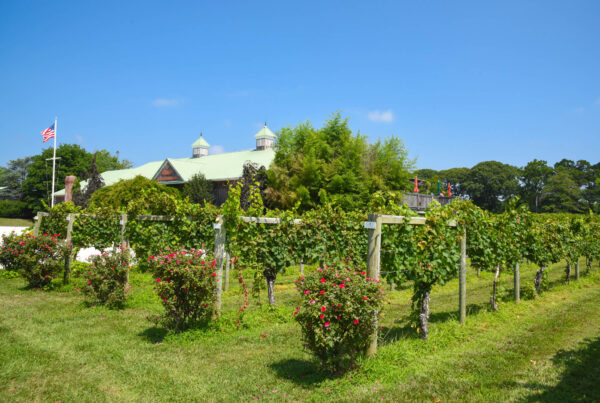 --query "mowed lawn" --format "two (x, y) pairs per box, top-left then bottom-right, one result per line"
(0, 259), (599, 402)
